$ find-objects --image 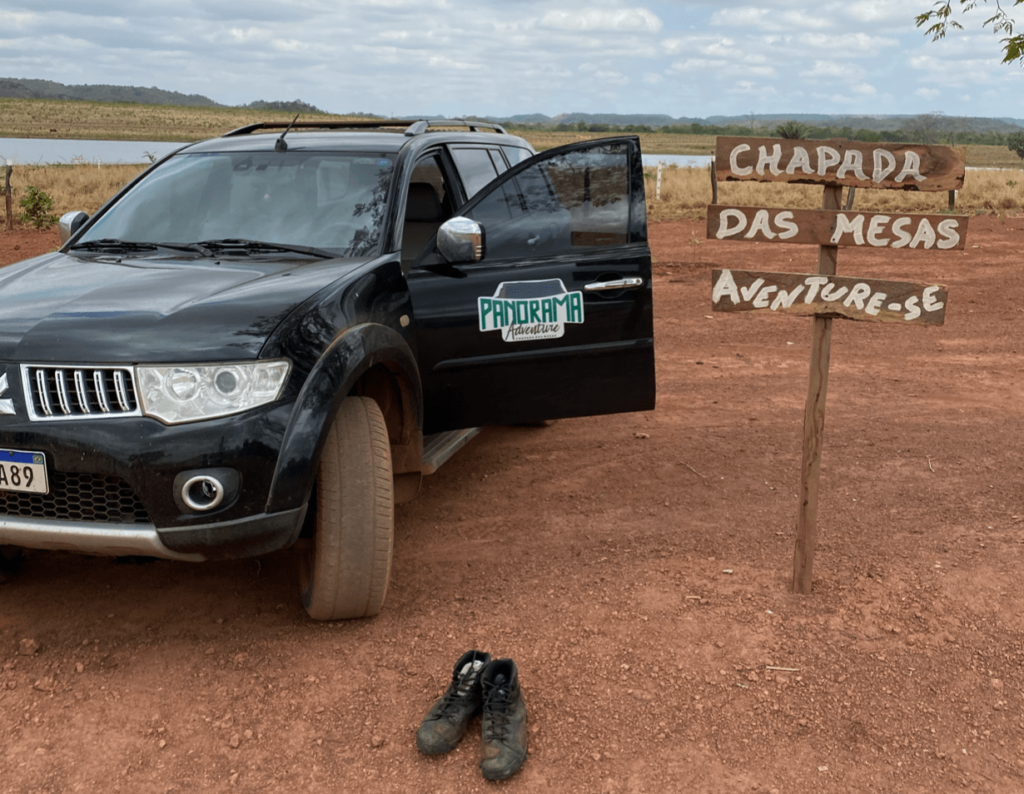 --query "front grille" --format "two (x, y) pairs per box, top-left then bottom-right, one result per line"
(0, 472), (150, 524)
(22, 365), (141, 421)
